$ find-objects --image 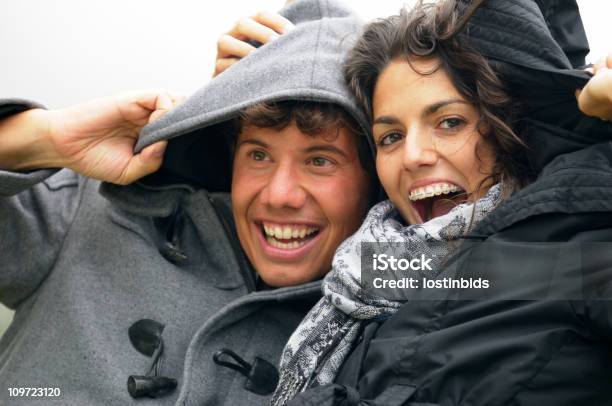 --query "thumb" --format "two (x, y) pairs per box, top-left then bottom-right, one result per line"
(117, 140), (167, 185)
(148, 92), (174, 124)
(575, 88), (588, 112)
(575, 88), (582, 101)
